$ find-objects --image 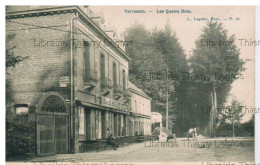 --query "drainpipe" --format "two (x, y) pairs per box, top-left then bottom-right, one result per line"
(70, 13), (77, 153)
